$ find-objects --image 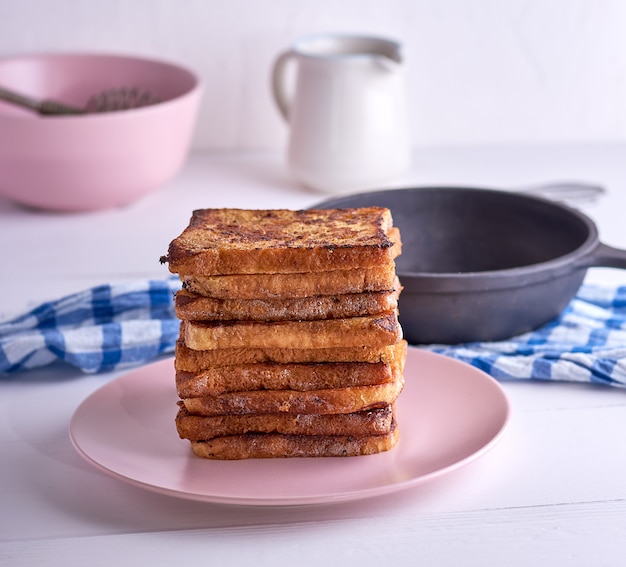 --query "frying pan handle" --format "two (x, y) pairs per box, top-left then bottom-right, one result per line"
(580, 241), (626, 269)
